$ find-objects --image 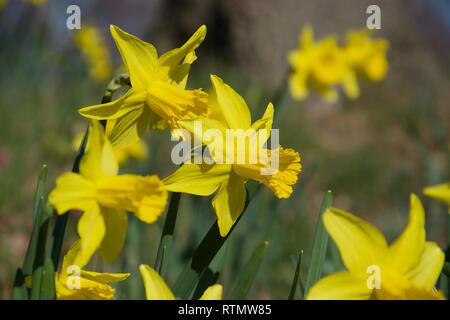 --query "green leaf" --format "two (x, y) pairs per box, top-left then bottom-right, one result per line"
(23, 165), (48, 276)
(442, 262), (450, 278)
(228, 241), (269, 300)
(11, 268), (28, 300)
(30, 196), (52, 300)
(155, 192), (181, 278)
(173, 182), (260, 299)
(304, 190), (333, 296)
(288, 250), (304, 300)
(39, 258), (55, 300)
(192, 240), (229, 299)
